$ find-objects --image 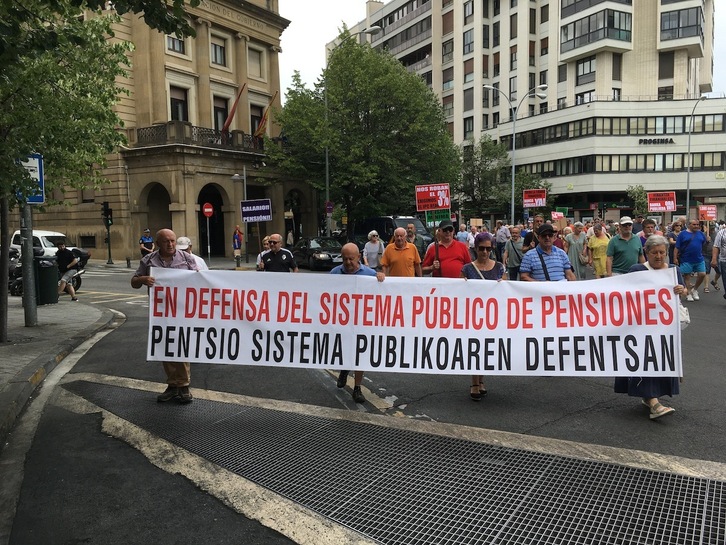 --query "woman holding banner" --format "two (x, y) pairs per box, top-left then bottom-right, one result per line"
(461, 232), (507, 401)
(613, 235), (686, 420)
